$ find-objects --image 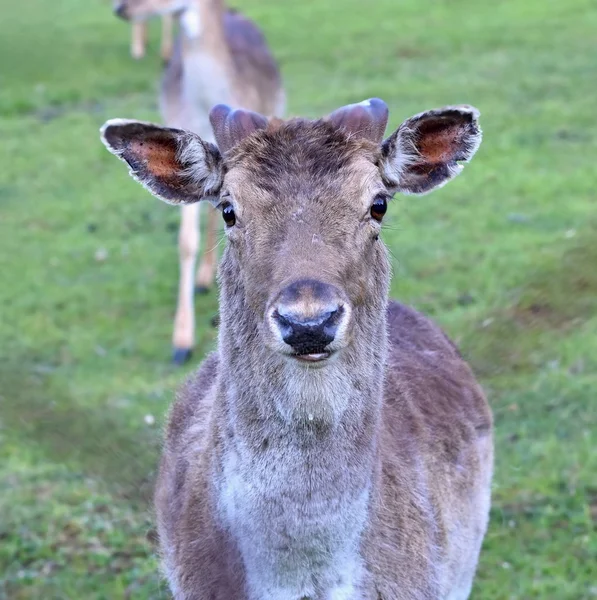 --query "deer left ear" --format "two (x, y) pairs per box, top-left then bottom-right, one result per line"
(100, 119), (223, 205)
(380, 105), (482, 195)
